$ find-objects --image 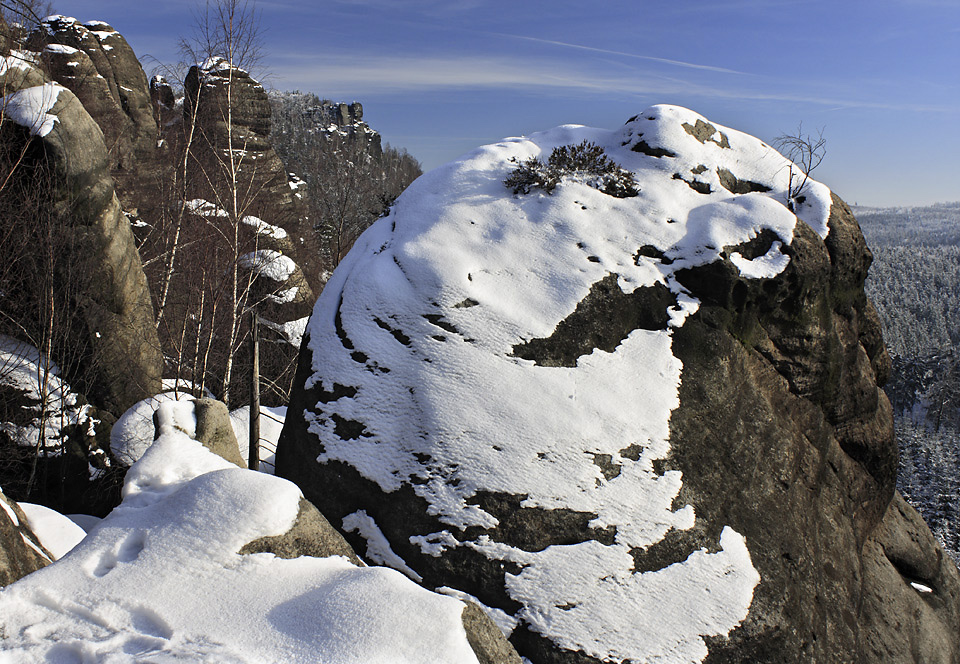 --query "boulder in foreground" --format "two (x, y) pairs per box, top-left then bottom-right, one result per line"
(276, 105), (960, 663)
